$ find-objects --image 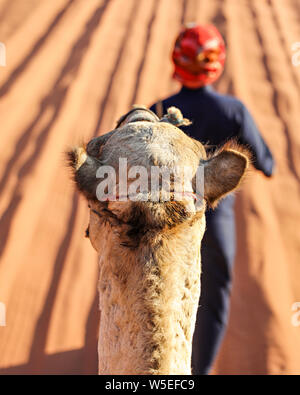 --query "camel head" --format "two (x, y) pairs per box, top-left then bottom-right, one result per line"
(67, 106), (250, 252)
(66, 106), (250, 374)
